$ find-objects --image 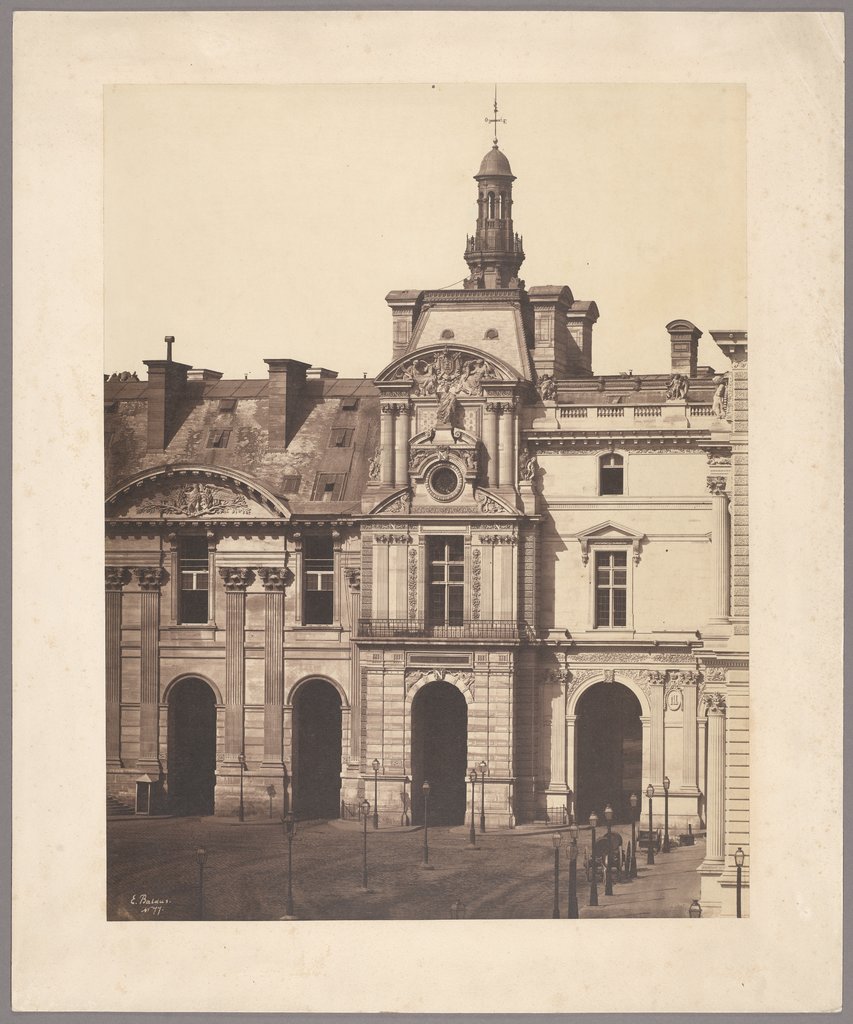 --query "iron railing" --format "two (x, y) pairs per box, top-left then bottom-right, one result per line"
(358, 618), (527, 640)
